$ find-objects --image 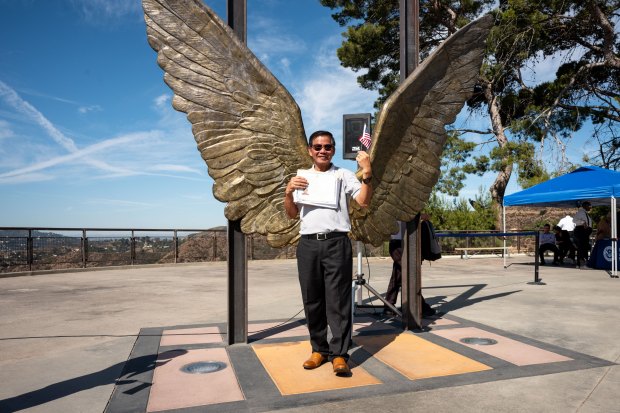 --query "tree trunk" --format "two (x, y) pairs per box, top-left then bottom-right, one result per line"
(484, 81), (513, 229)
